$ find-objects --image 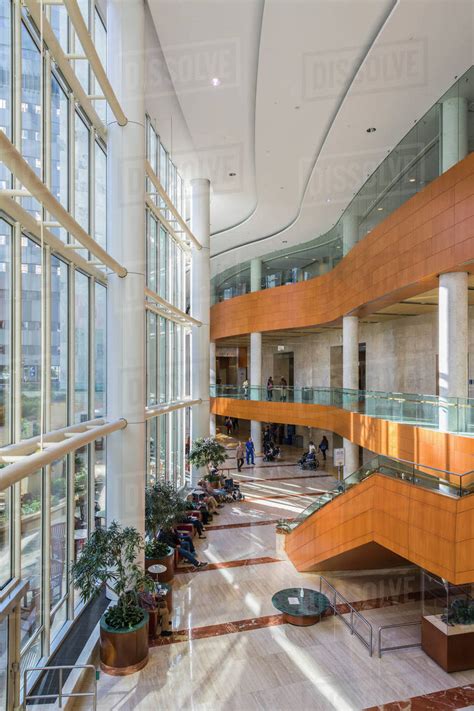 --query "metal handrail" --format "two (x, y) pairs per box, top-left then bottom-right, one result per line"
(319, 576), (373, 656)
(378, 621), (421, 658)
(23, 664), (98, 710)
